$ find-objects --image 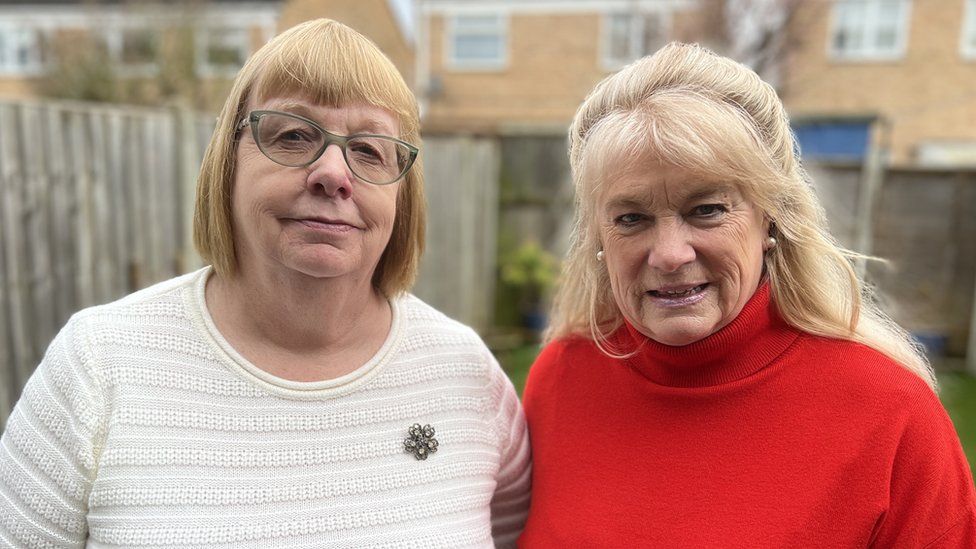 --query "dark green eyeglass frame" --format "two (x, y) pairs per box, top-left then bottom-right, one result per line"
(236, 110), (420, 185)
